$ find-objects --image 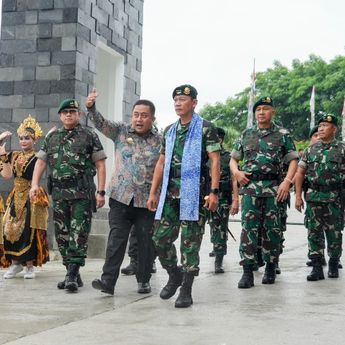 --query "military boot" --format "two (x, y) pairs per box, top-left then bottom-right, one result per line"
(328, 258), (339, 278)
(121, 258), (137, 275)
(214, 254), (224, 274)
(238, 265), (254, 289)
(160, 266), (183, 299)
(262, 262), (276, 284)
(307, 258), (325, 281)
(65, 264), (80, 292)
(175, 273), (194, 308)
(57, 273), (83, 289)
